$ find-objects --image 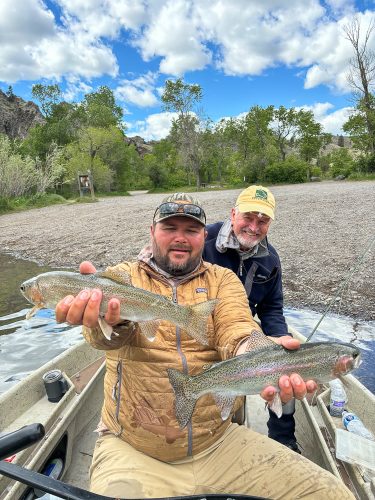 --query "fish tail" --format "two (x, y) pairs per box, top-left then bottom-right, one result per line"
(184, 299), (219, 345)
(167, 368), (197, 429)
